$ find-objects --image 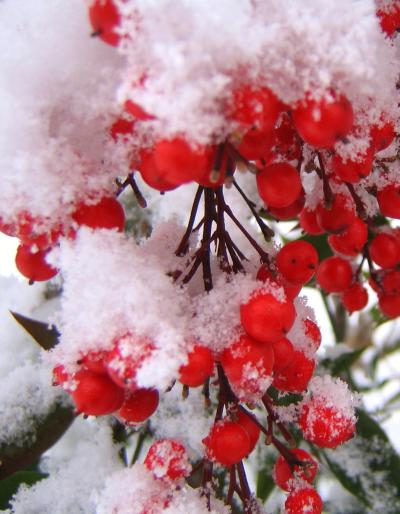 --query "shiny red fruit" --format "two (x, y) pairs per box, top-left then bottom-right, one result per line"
(204, 420), (251, 467)
(273, 448), (318, 491)
(316, 256), (353, 293)
(16, 245), (58, 282)
(119, 388), (159, 423)
(276, 240), (318, 285)
(285, 487), (323, 514)
(89, 0), (121, 46)
(71, 370), (125, 416)
(292, 92), (353, 148)
(72, 197), (125, 232)
(179, 345), (214, 387)
(257, 162), (302, 208)
(240, 290), (296, 345)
